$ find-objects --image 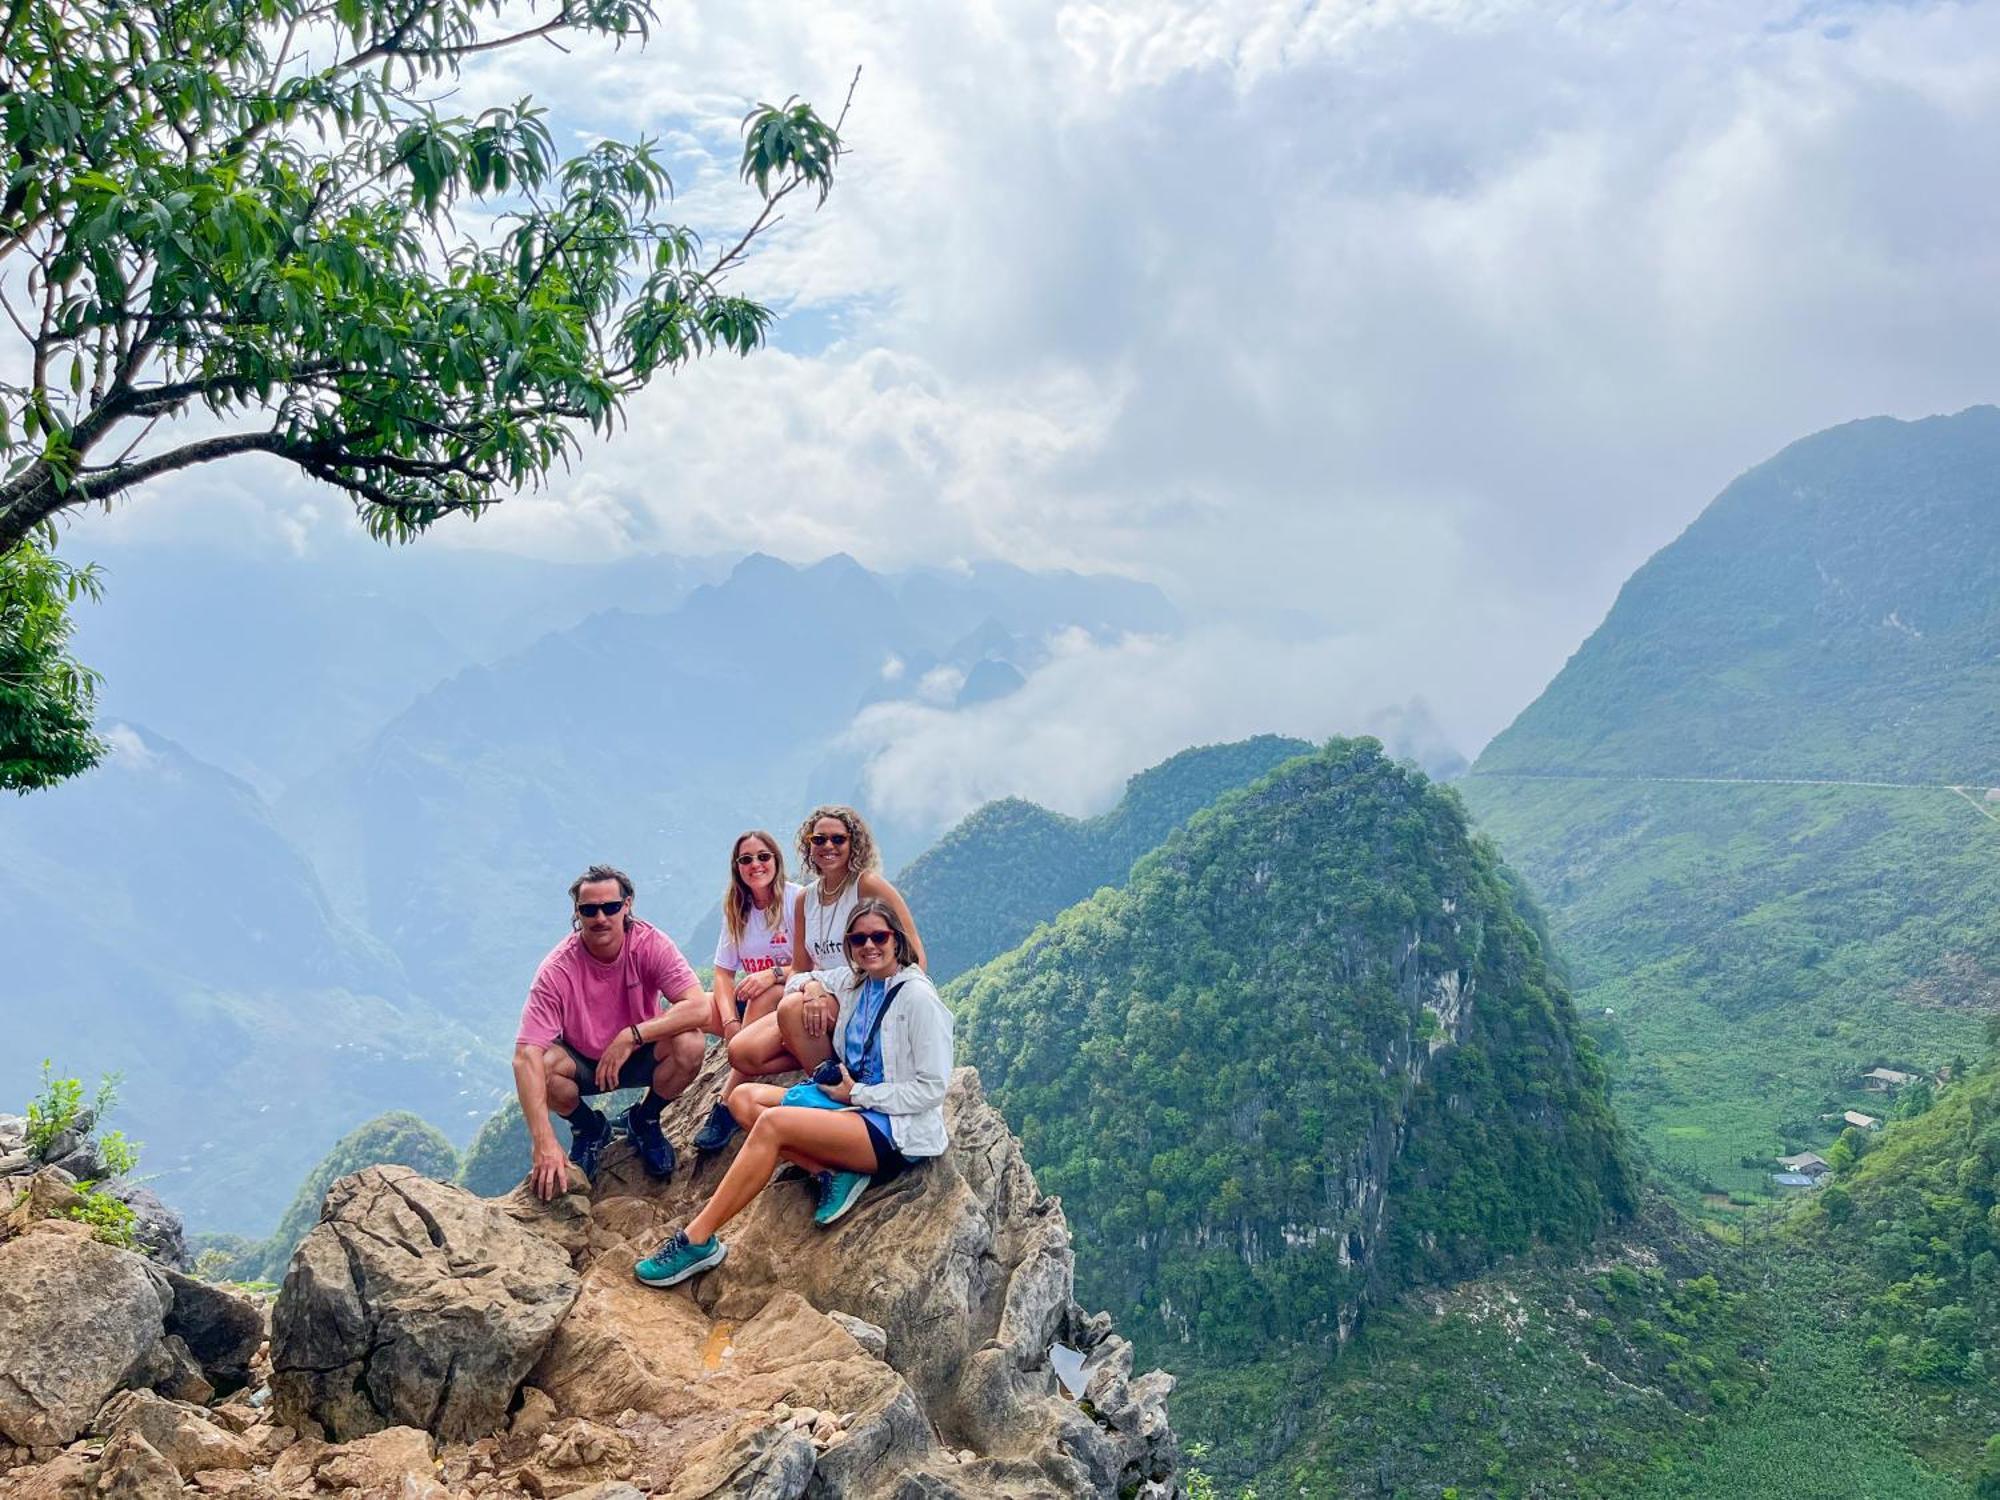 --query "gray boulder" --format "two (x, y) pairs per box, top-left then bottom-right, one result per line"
(155, 1265), (266, 1391)
(109, 1183), (188, 1270)
(271, 1165), (580, 1442)
(0, 1226), (168, 1446)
